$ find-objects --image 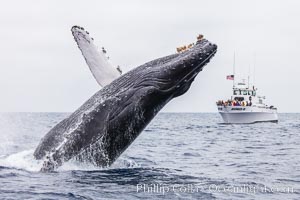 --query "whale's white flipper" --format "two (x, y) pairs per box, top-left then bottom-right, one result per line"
(71, 26), (121, 87)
